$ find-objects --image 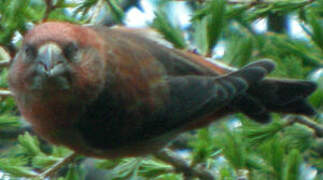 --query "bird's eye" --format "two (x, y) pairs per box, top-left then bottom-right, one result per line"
(24, 45), (37, 58)
(63, 42), (79, 61)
